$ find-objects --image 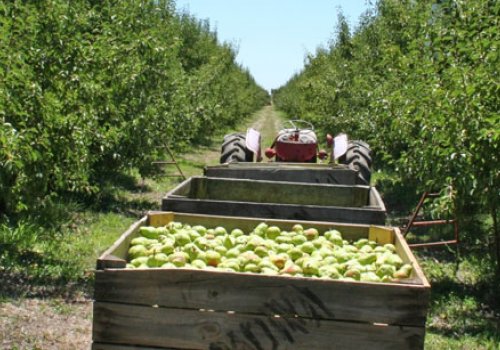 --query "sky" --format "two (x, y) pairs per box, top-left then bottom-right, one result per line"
(174, 0), (371, 92)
